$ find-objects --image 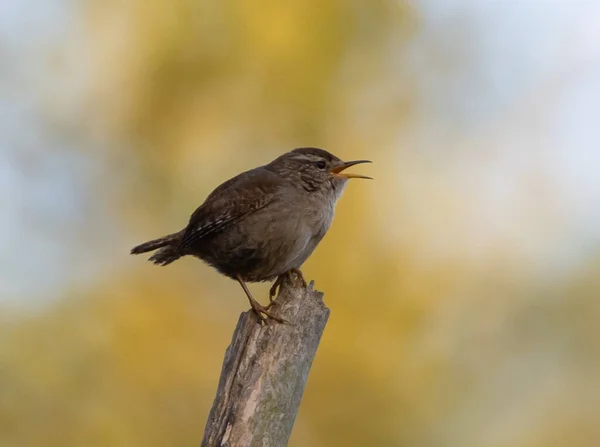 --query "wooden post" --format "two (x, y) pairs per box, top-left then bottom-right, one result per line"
(201, 278), (330, 447)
